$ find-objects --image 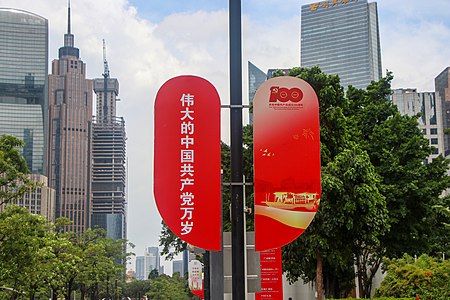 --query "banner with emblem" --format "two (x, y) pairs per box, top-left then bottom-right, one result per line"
(253, 76), (321, 251)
